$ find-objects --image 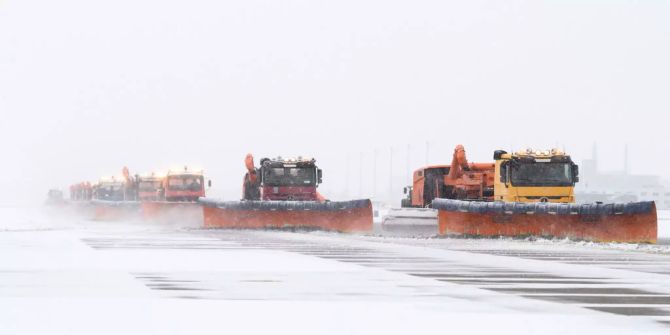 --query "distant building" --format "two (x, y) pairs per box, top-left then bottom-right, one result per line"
(576, 144), (670, 209)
